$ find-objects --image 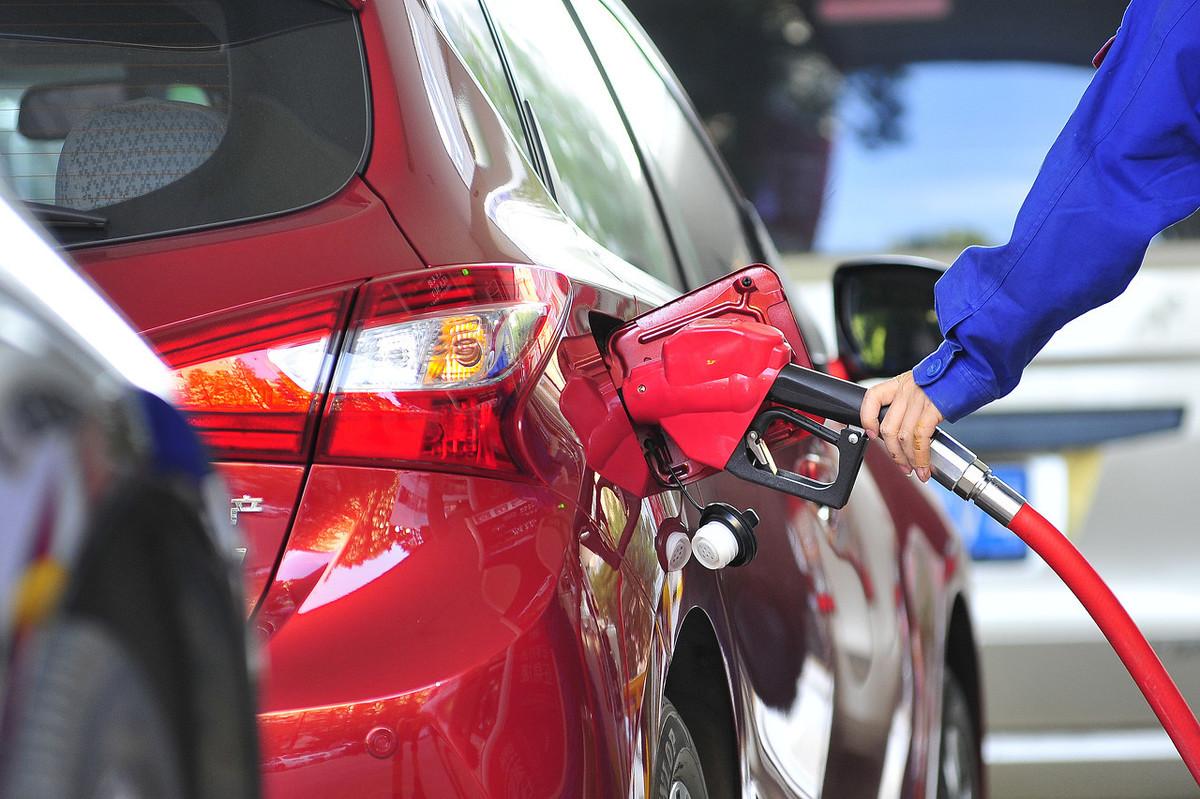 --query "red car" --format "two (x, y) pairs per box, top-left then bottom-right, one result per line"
(2, 0), (980, 796)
